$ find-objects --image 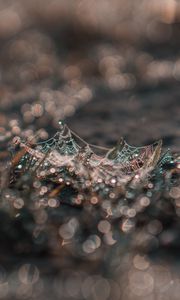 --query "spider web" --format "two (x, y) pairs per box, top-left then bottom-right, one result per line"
(12, 121), (163, 184)
(105, 138), (160, 173)
(36, 121), (80, 156)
